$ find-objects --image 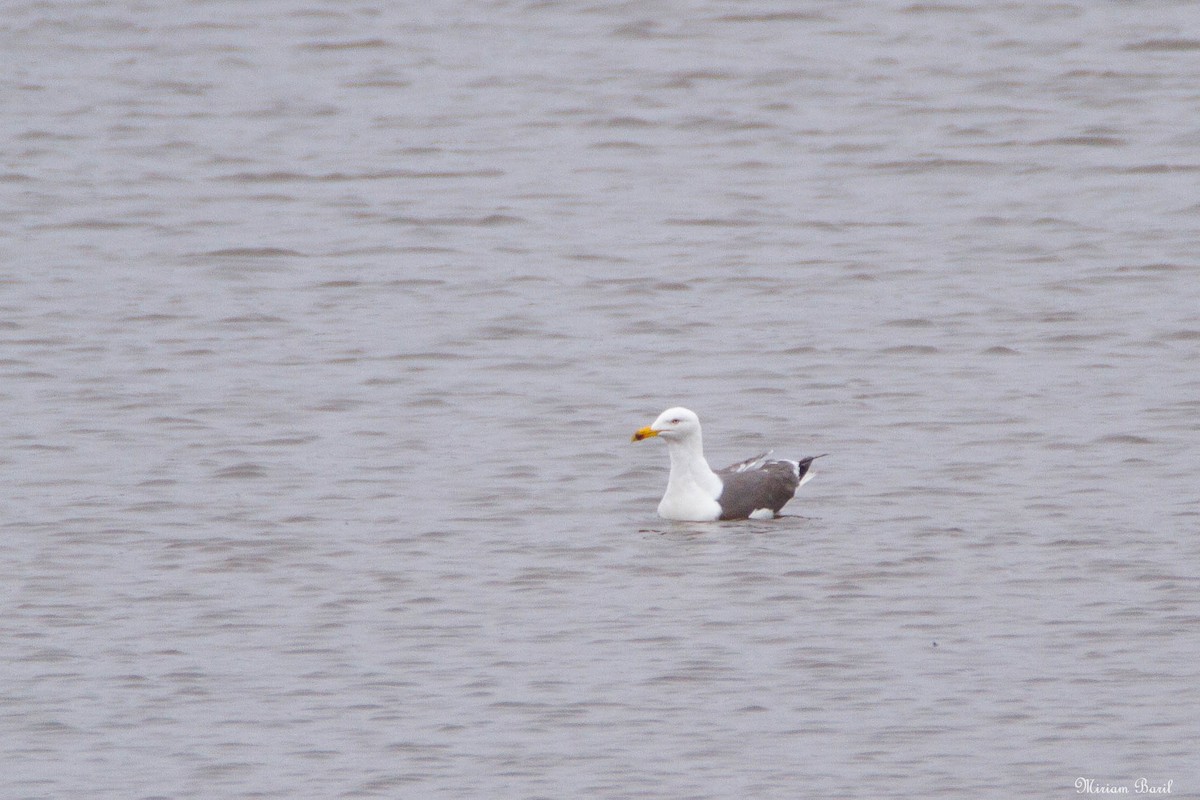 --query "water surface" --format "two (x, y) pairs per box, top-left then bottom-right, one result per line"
(4, 2), (1199, 797)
